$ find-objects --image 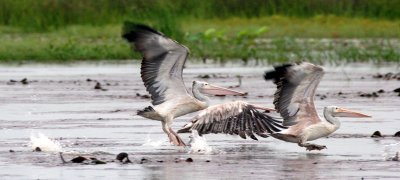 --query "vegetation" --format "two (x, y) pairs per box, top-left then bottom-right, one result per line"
(0, 0), (399, 63)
